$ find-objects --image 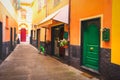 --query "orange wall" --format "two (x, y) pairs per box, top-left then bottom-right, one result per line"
(46, 27), (51, 41)
(70, 0), (111, 48)
(40, 28), (45, 41)
(0, 2), (18, 42)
